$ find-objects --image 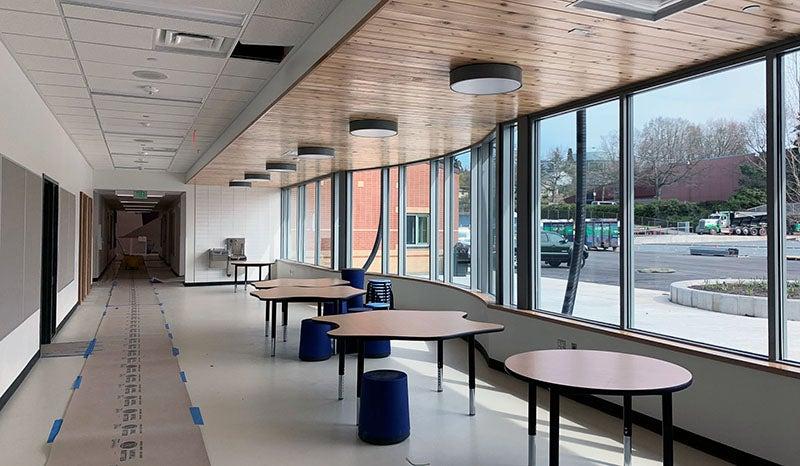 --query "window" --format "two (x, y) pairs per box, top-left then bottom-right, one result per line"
(783, 50), (800, 361)
(405, 162), (431, 278)
(303, 182), (316, 264)
(632, 61), (766, 354)
(452, 151), (472, 287)
(287, 187), (298, 261)
(318, 178), (332, 267)
(435, 160), (446, 281)
(406, 214), (430, 246)
(387, 167), (400, 274)
(511, 124), (519, 304)
(351, 169), (382, 273)
(536, 101), (620, 325)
